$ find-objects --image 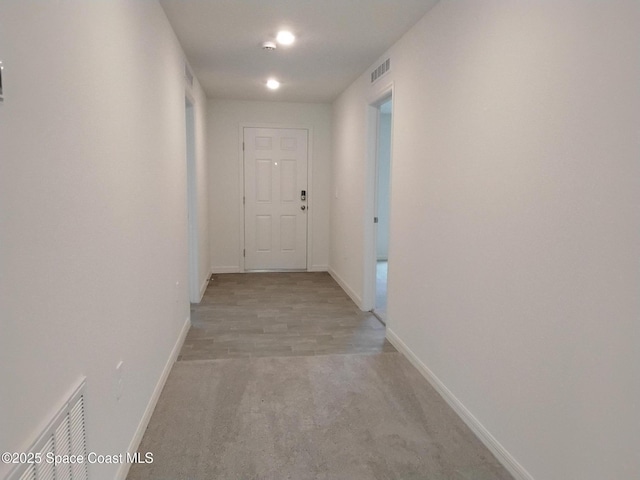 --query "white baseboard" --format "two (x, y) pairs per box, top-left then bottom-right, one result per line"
(386, 328), (534, 480)
(116, 315), (191, 480)
(213, 266), (328, 274)
(211, 266), (241, 274)
(198, 274), (210, 301)
(308, 264), (329, 272)
(328, 267), (363, 309)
